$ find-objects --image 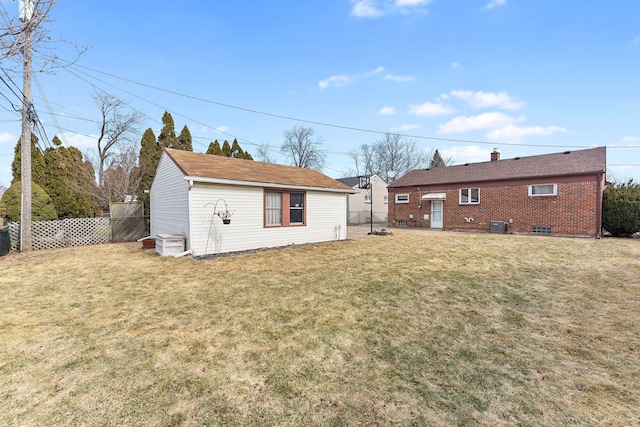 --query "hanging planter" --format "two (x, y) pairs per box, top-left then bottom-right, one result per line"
(205, 199), (234, 225)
